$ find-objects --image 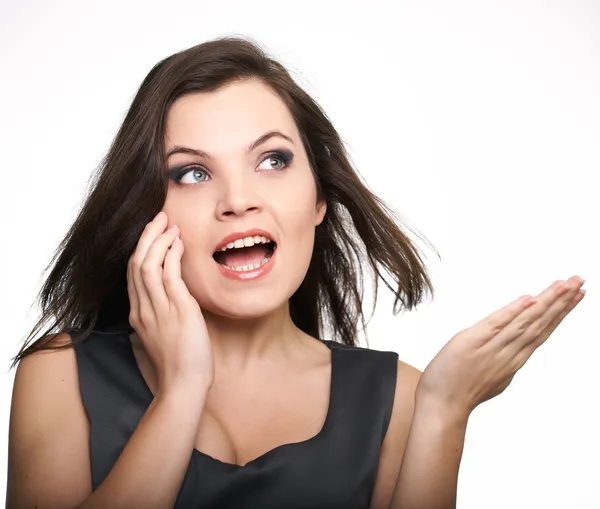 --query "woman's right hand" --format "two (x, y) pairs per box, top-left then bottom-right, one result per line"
(126, 211), (214, 392)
